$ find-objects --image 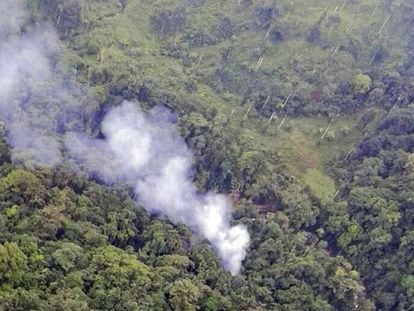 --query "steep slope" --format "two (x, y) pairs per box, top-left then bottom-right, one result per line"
(0, 0), (413, 310)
